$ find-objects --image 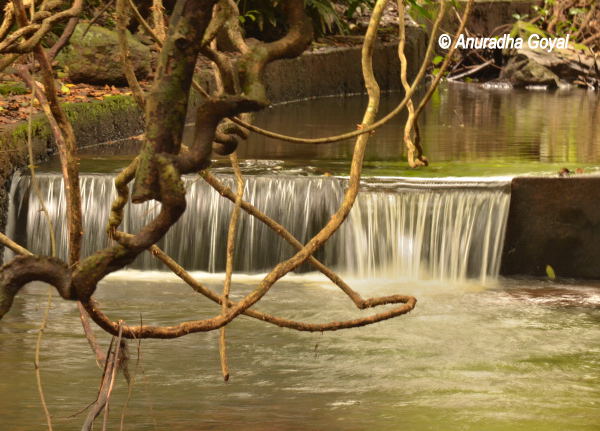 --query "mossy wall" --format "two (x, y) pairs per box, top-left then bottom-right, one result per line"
(0, 95), (143, 263)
